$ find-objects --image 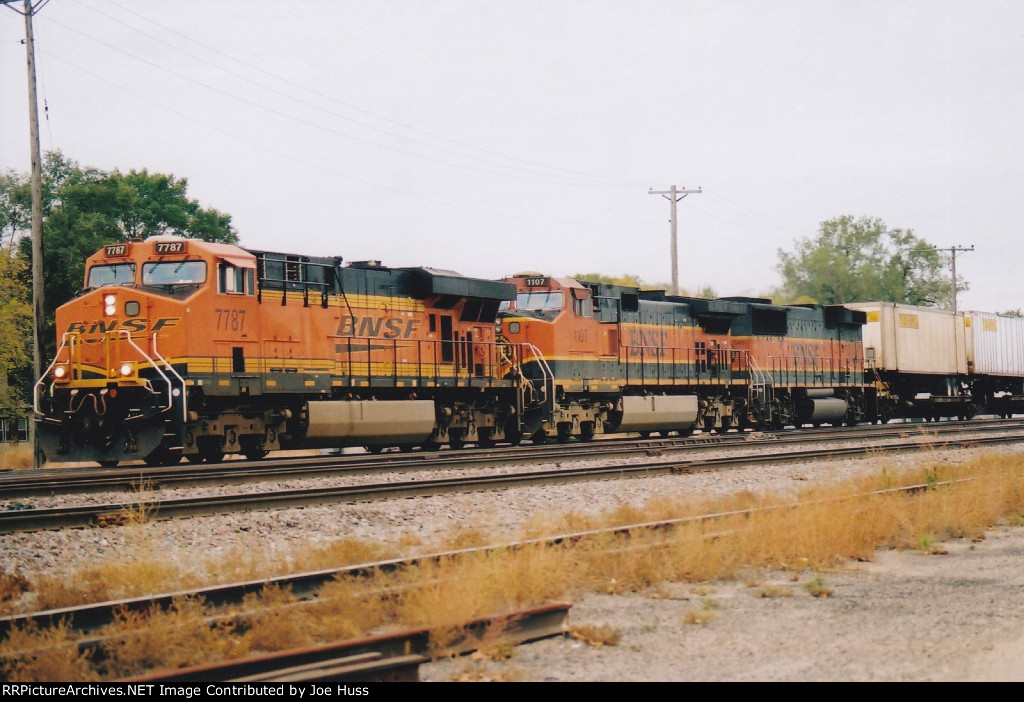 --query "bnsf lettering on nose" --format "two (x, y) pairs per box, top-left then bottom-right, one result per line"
(335, 315), (421, 339)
